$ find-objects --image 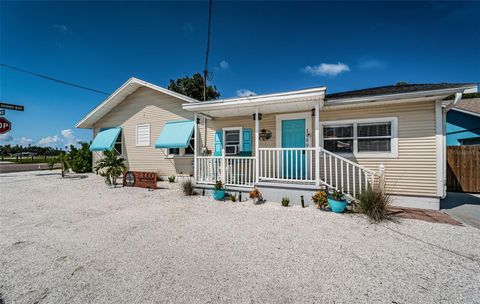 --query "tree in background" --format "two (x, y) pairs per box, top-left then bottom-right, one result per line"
(167, 73), (220, 101)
